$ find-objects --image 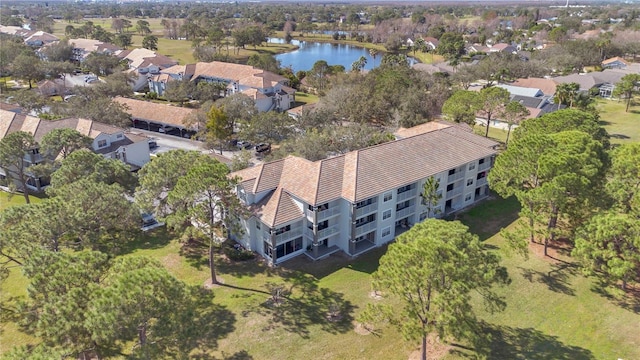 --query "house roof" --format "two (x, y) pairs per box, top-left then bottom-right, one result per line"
(602, 57), (629, 66)
(24, 31), (58, 43)
(68, 38), (122, 56)
(512, 78), (557, 96)
(394, 121), (451, 139)
(0, 111), (146, 147)
(497, 84), (544, 98)
(113, 97), (195, 128)
(162, 61), (288, 90)
(553, 70), (629, 91)
(232, 123), (498, 227)
(118, 48), (177, 70)
(490, 43), (514, 52)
